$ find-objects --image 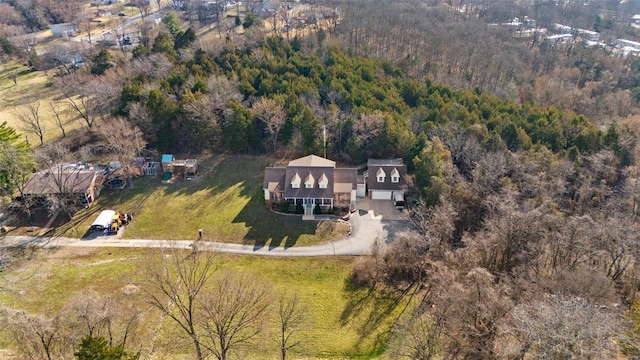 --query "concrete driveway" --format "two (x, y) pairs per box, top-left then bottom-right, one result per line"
(356, 198), (408, 221)
(0, 199), (412, 257)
